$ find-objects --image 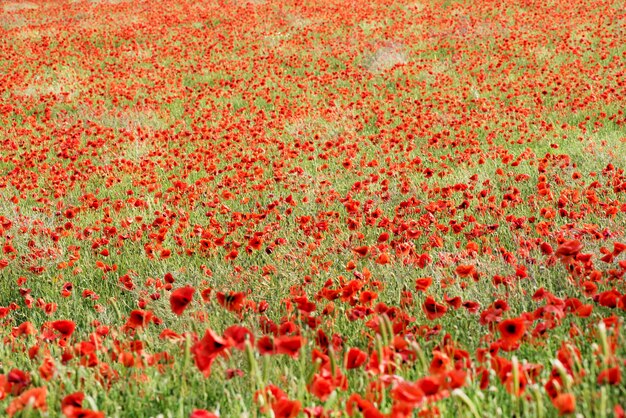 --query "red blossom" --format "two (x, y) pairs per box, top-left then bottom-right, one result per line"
(191, 329), (230, 377)
(51, 320), (76, 338)
(7, 387), (47, 417)
(345, 347), (368, 369)
(423, 296), (448, 320)
(170, 286), (195, 315)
